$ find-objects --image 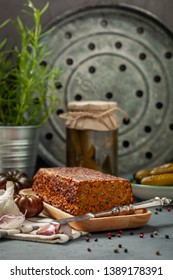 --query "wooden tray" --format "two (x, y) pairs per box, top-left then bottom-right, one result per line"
(20, 189), (152, 232)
